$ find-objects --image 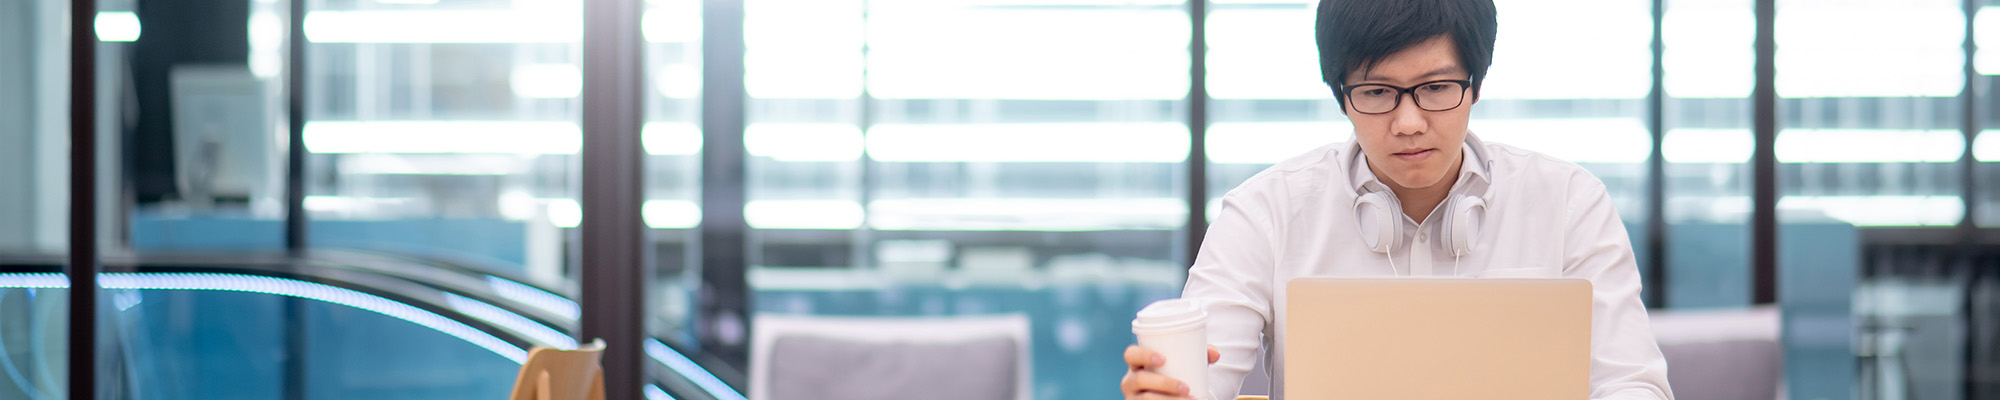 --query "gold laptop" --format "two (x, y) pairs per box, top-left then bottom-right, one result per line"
(1283, 278), (1591, 399)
